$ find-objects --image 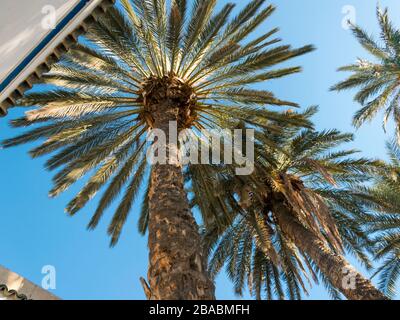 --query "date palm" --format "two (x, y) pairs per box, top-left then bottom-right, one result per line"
(192, 107), (388, 299)
(332, 7), (400, 142)
(2, 0), (313, 300)
(366, 141), (400, 298)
